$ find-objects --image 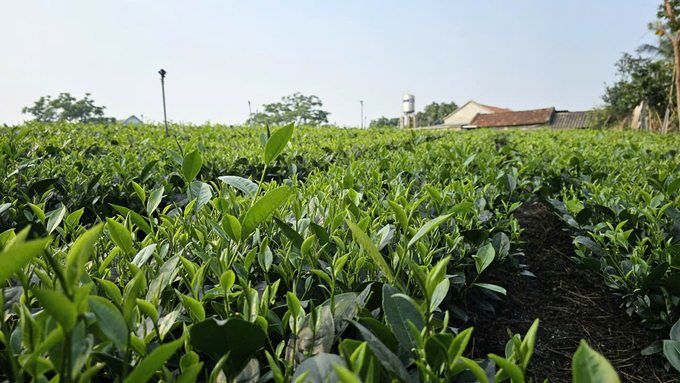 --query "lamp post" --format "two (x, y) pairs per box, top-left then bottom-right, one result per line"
(159, 69), (169, 137)
(360, 100), (364, 129)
